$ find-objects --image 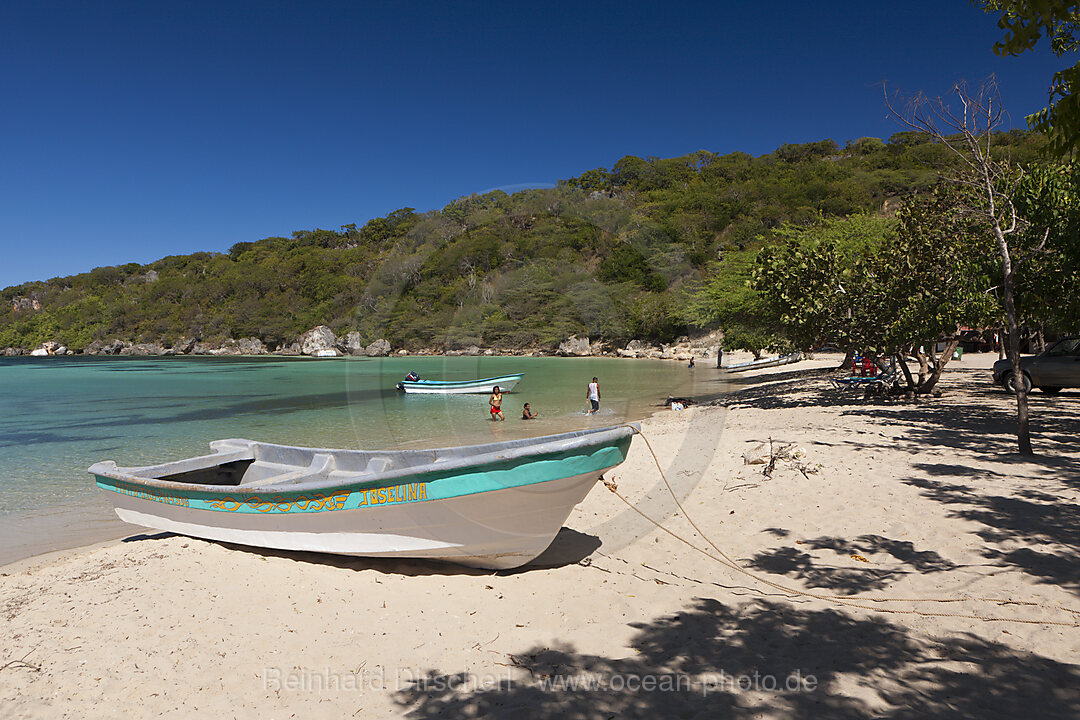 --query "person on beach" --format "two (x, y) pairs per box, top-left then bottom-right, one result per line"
(489, 386), (504, 421)
(522, 403), (537, 419)
(586, 377), (600, 414)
